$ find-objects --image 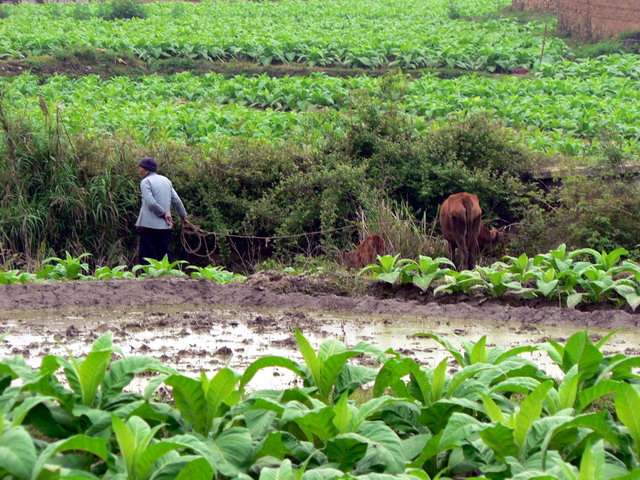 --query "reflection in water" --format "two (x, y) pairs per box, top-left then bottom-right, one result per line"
(1, 304), (638, 391)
